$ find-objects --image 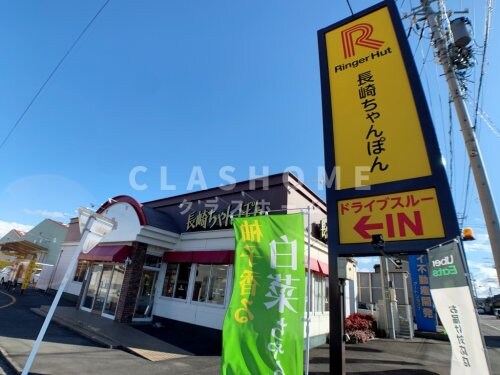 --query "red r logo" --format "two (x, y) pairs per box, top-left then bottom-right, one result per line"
(341, 23), (384, 59)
